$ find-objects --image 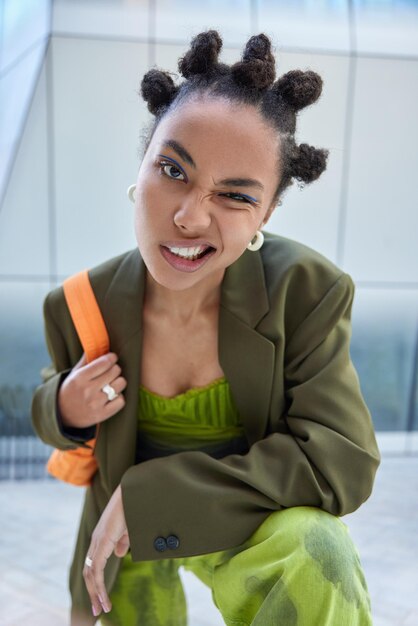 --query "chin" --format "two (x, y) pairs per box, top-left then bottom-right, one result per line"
(144, 258), (196, 287)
